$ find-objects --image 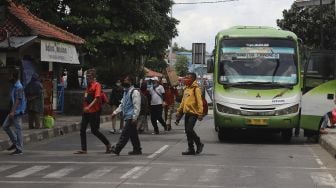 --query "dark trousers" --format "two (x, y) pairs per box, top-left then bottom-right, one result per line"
(184, 113), (201, 150)
(80, 112), (110, 151)
(150, 104), (166, 132)
(28, 110), (40, 129)
(115, 120), (141, 152)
